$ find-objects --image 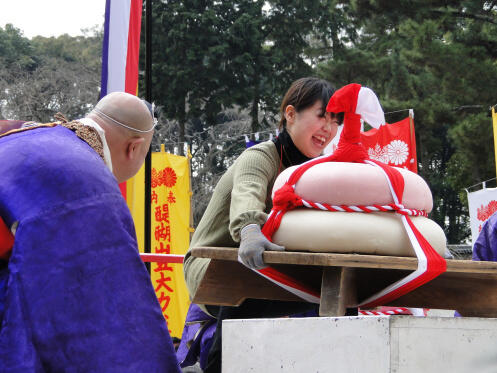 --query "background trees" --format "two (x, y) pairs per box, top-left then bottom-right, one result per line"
(0, 25), (101, 122)
(2, 1), (496, 242)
